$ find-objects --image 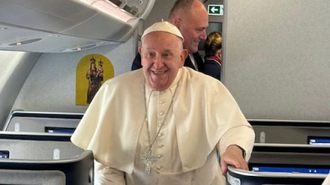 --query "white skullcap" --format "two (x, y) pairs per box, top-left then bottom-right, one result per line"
(141, 21), (184, 41)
